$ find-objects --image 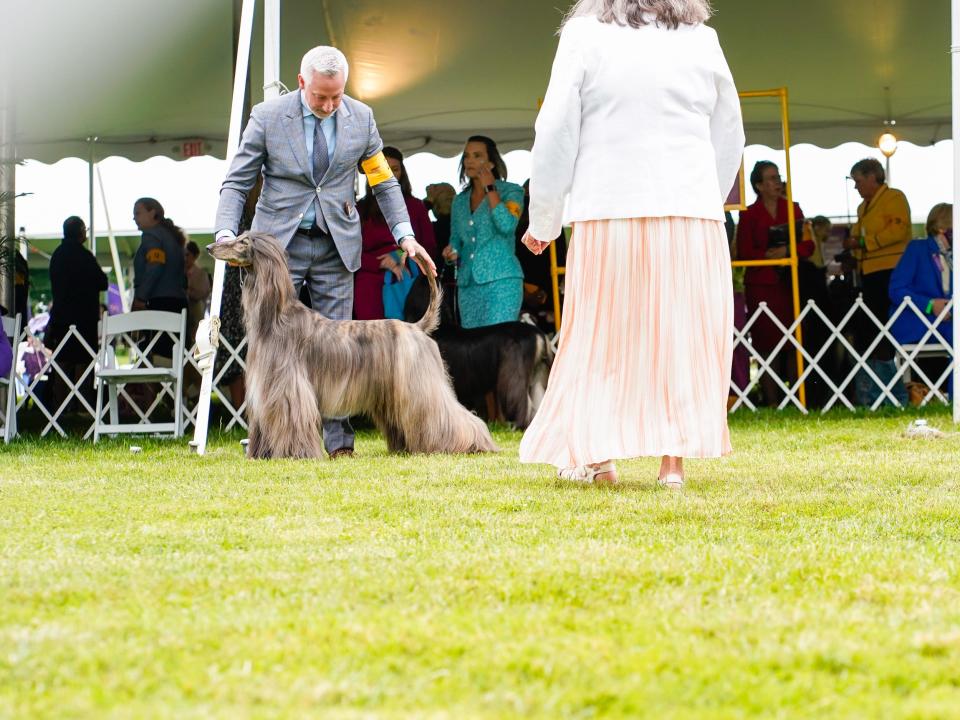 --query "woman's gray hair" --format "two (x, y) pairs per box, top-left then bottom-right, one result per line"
(300, 46), (349, 82)
(850, 157), (886, 185)
(563, 0), (712, 30)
